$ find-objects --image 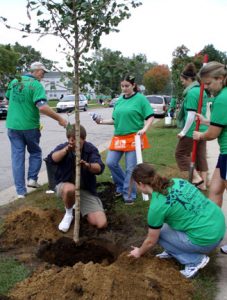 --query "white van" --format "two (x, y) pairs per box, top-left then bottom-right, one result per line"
(56, 94), (88, 113)
(145, 95), (168, 118)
